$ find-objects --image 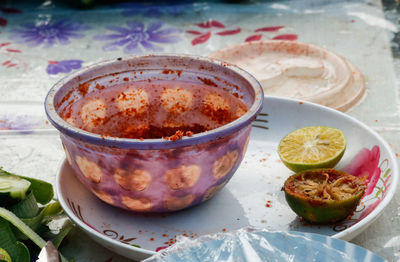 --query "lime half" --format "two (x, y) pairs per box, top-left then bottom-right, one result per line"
(278, 126), (346, 172)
